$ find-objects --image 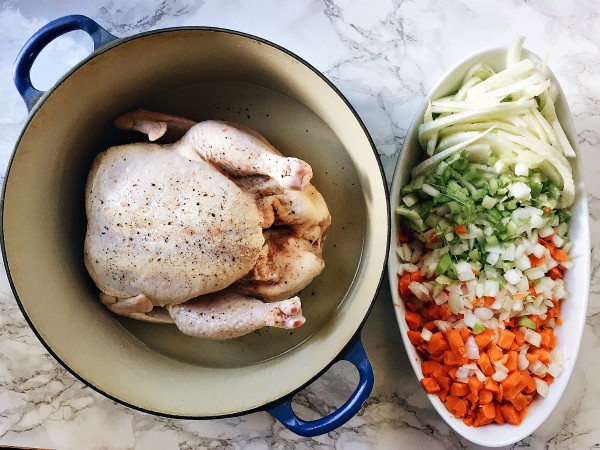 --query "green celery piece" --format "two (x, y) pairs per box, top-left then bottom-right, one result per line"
(518, 316), (537, 330)
(435, 253), (452, 275)
(472, 322), (487, 334)
(449, 201), (462, 215)
(472, 188), (487, 201)
(558, 209), (572, 223)
(425, 214), (439, 229)
(396, 207), (425, 232)
(468, 249), (480, 260)
(530, 180), (543, 197)
(485, 234), (499, 246)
